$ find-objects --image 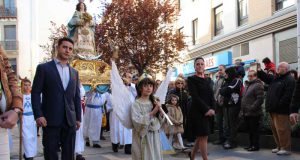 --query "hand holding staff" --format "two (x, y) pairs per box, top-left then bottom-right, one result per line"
(154, 97), (173, 126)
